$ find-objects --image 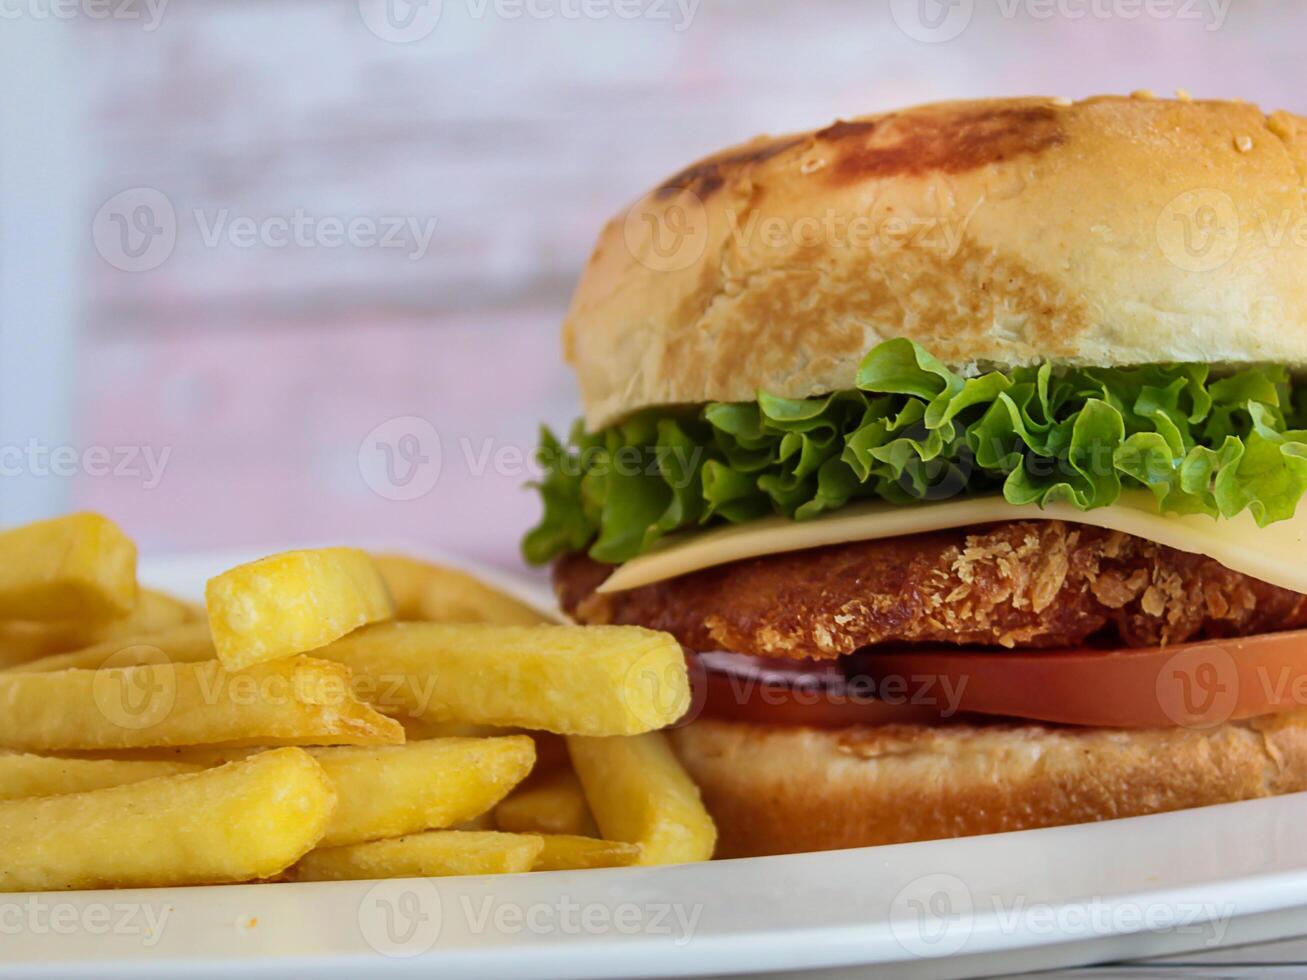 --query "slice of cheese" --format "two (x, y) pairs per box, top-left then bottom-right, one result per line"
(598, 491), (1307, 595)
